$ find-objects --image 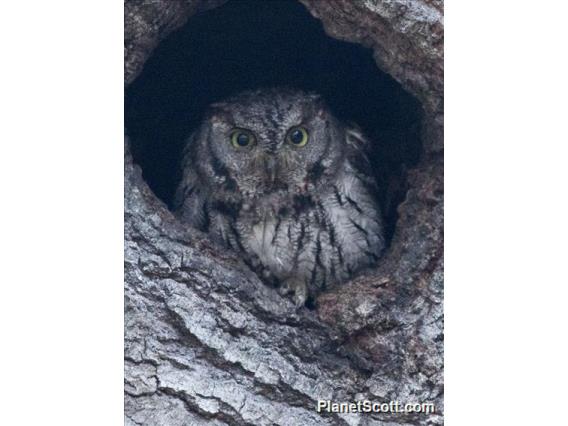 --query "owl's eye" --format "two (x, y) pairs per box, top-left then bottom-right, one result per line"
(287, 127), (309, 147)
(230, 129), (255, 148)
